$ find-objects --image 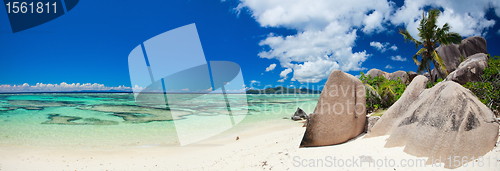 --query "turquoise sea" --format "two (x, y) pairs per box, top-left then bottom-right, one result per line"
(0, 93), (319, 148)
